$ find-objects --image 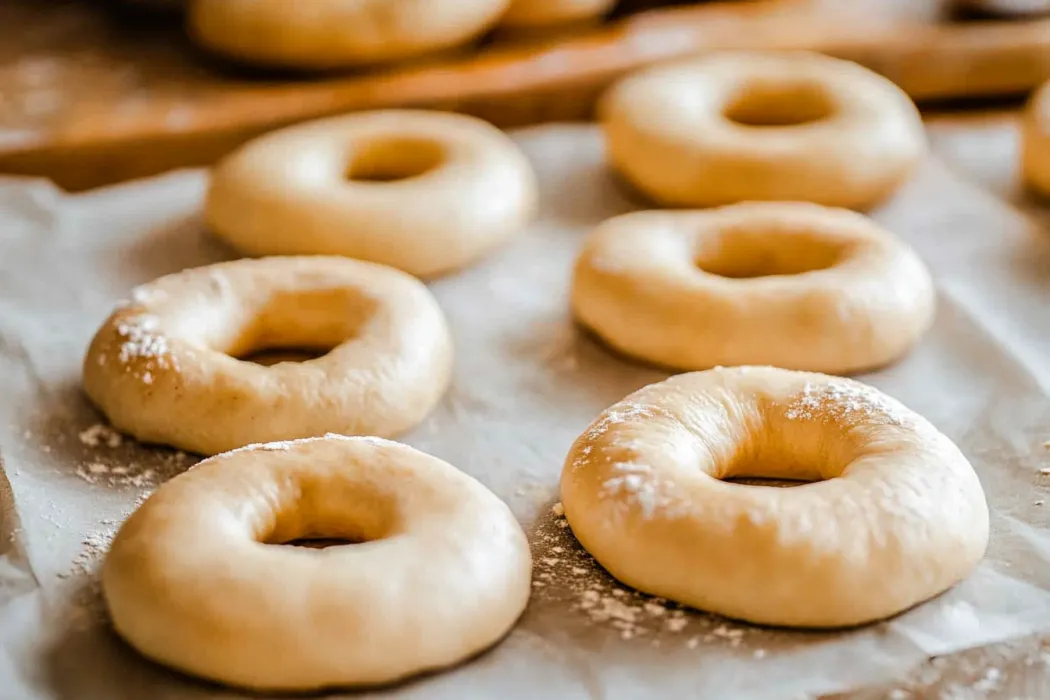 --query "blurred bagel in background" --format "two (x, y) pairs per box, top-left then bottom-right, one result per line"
(952, 0), (1050, 16)
(499, 0), (618, 29)
(186, 0), (513, 69)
